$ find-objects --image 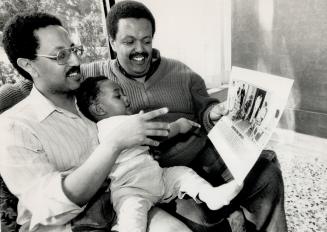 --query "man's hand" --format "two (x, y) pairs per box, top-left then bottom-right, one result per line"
(209, 102), (228, 123)
(101, 108), (170, 151)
